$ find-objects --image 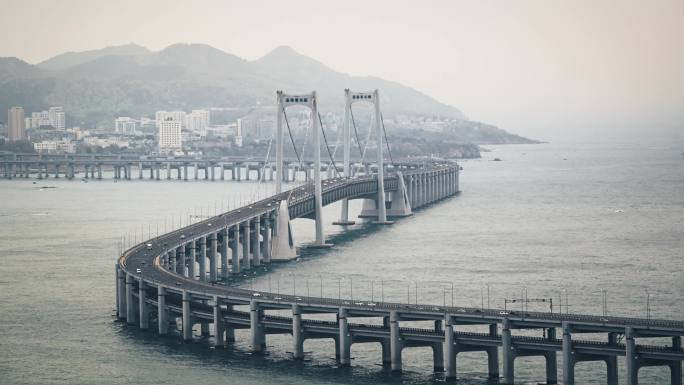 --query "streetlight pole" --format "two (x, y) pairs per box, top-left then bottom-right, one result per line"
(350, 277), (353, 301)
(645, 288), (651, 323)
(451, 282), (454, 307)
